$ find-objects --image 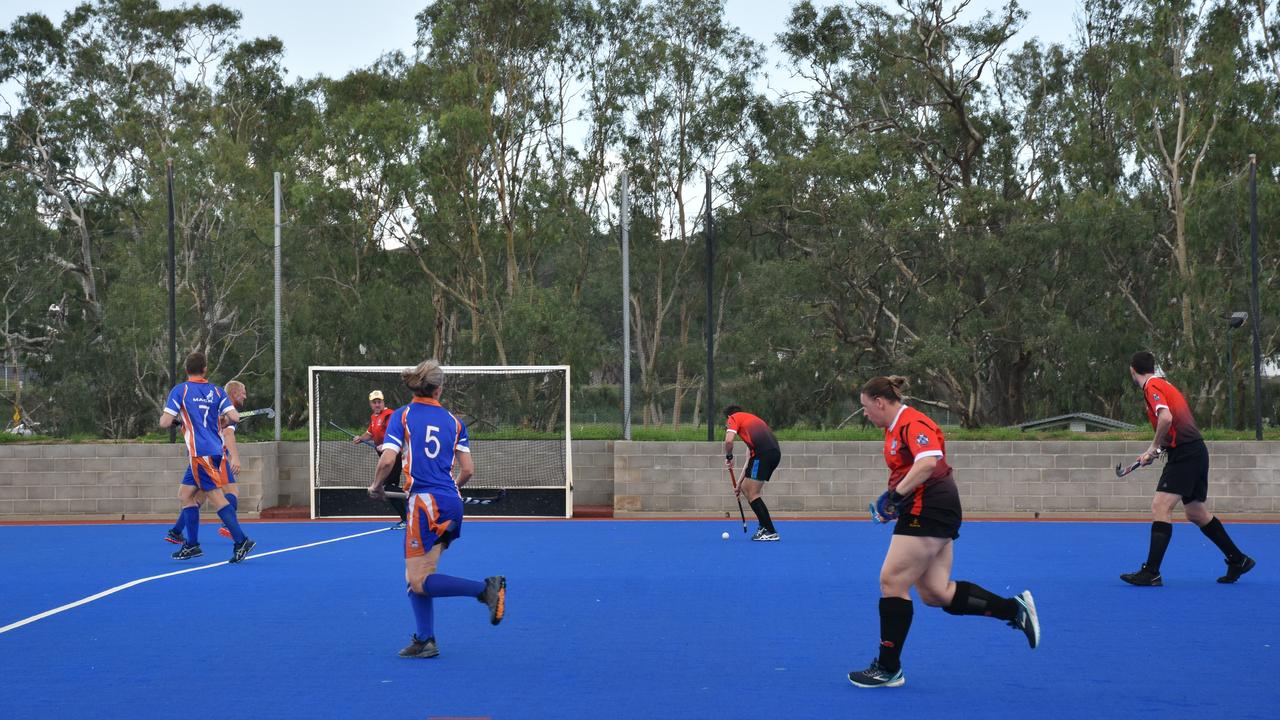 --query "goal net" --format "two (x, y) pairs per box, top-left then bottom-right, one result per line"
(308, 365), (572, 518)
